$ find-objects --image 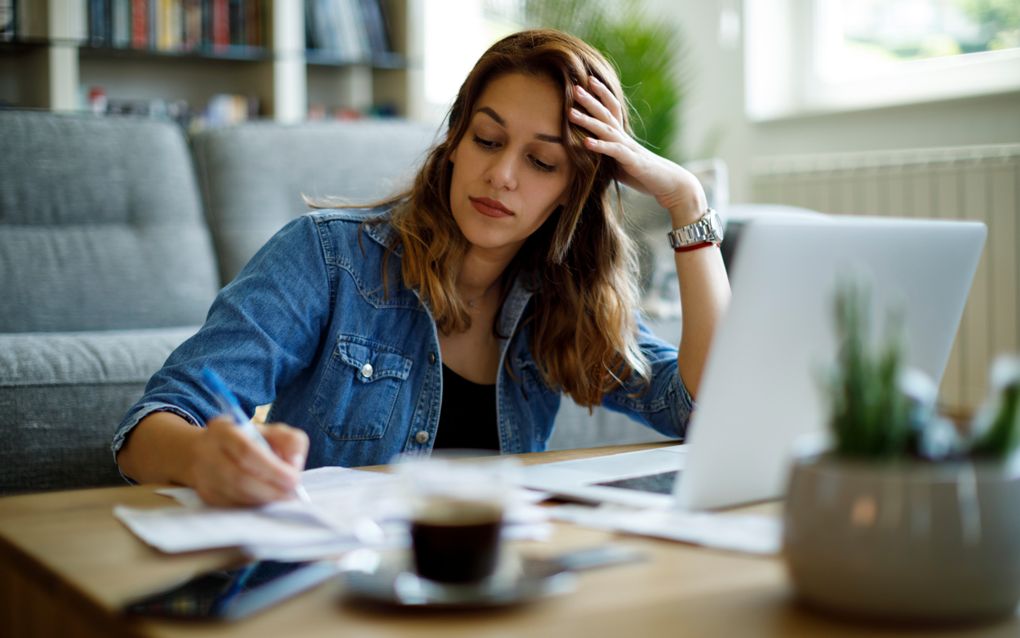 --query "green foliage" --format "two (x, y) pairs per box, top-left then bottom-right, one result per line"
(523, 0), (687, 160)
(955, 0), (1020, 50)
(969, 363), (1020, 458)
(827, 281), (912, 458)
(827, 281), (1020, 461)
